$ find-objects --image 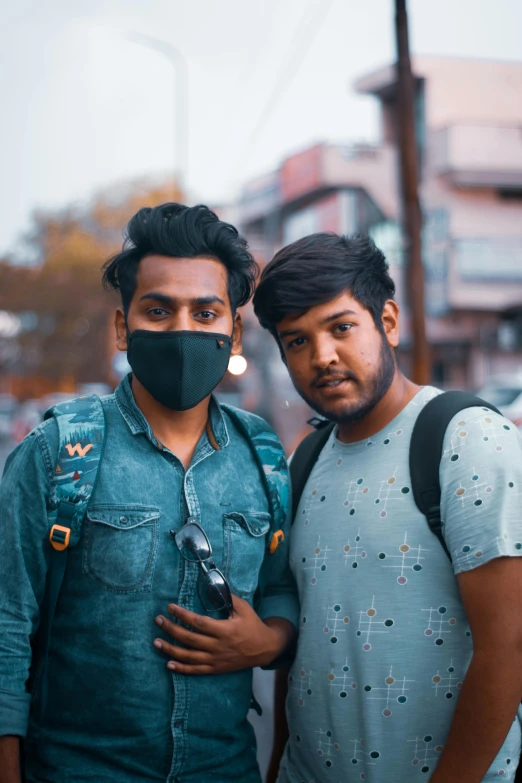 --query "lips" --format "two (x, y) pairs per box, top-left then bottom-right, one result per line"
(318, 379), (345, 388)
(314, 376), (354, 388)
